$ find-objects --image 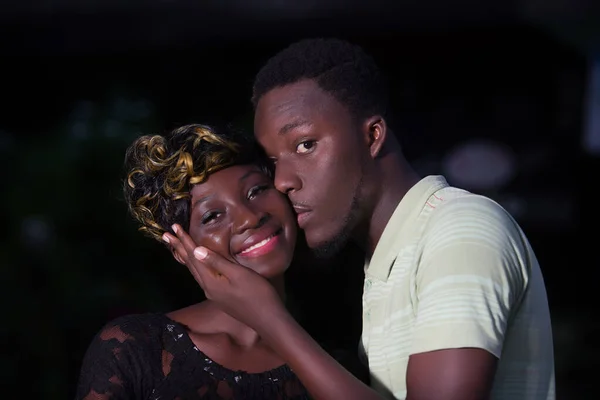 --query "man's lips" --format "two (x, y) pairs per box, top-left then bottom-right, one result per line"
(292, 204), (311, 213)
(293, 205), (312, 228)
(296, 212), (311, 228)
